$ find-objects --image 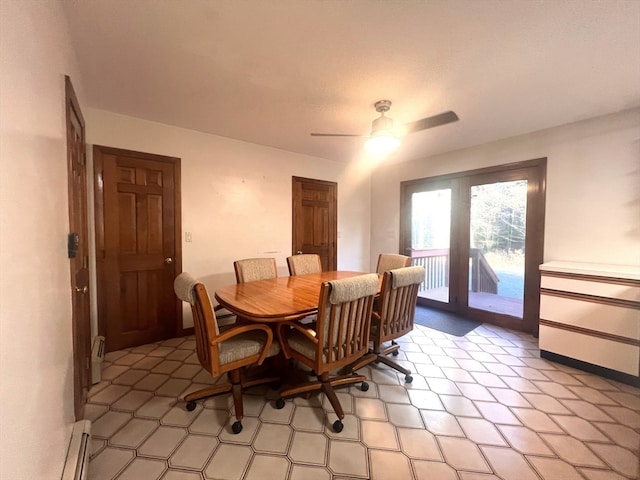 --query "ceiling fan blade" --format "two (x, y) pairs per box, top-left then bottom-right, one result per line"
(403, 110), (459, 134)
(310, 133), (367, 137)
